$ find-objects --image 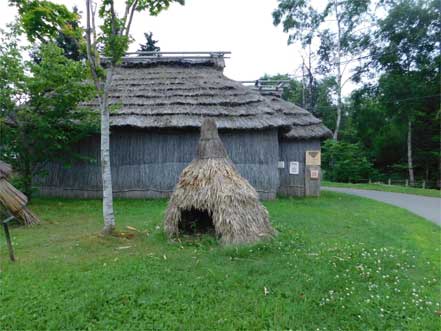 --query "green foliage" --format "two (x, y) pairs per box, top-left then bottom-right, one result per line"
(273, 0), (371, 76)
(138, 32), (160, 53)
(0, 195), (439, 329)
(0, 28), (97, 196)
(97, 2), (130, 63)
(322, 140), (377, 182)
(135, 0), (185, 15)
(96, 0), (184, 65)
(0, 24), (27, 115)
(55, 6), (85, 61)
(9, 0), (81, 43)
(273, 0), (440, 184)
(348, 0), (441, 182)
